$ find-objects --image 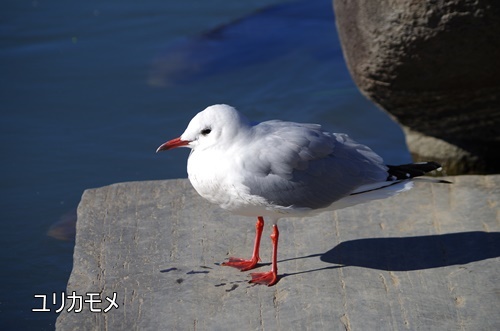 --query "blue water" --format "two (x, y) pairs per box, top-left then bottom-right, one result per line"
(1, 0), (410, 329)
